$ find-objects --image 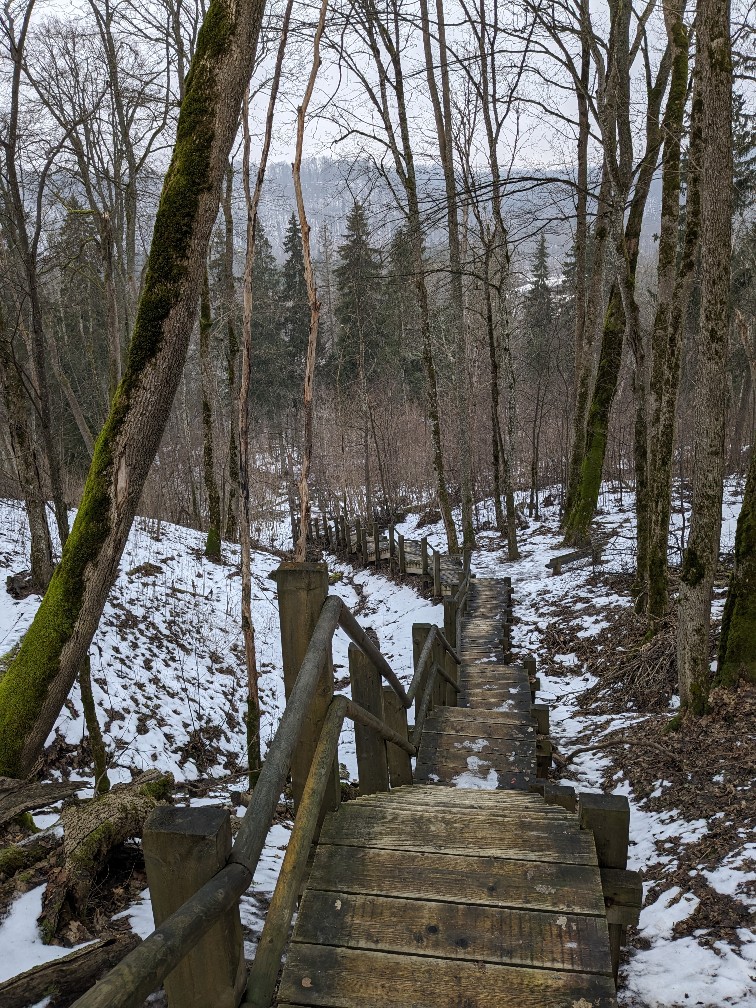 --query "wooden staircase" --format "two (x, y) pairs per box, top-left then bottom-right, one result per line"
(274, 577), (621, 1007)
